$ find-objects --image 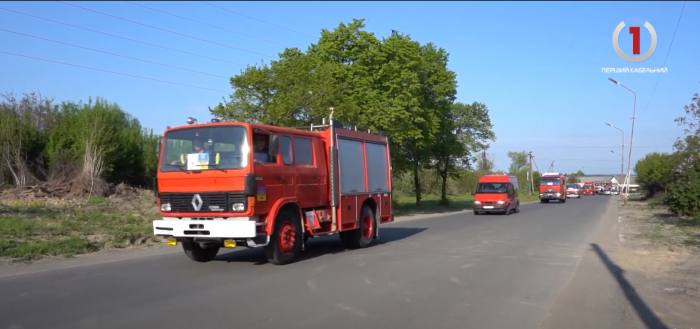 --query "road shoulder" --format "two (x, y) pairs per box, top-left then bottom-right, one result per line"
(616, 197), (700, 328)
(539, 197), (629, 329)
